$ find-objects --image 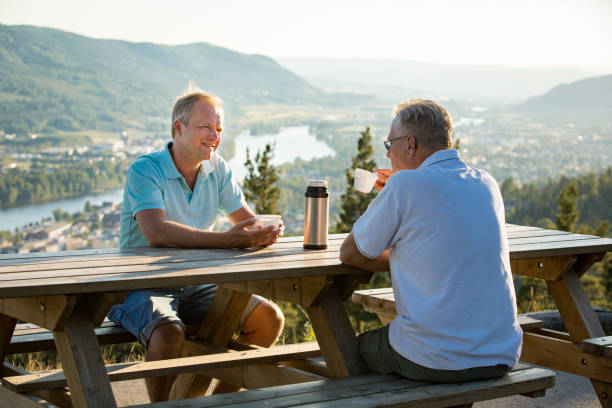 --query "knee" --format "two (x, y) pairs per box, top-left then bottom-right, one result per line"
(147, 322), (185, 356)
(243, 300), (284, 344)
